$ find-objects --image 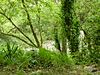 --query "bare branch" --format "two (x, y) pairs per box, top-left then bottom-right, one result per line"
(0, 32), (35, 47)
(7, 27), (16, 33)
(22, 0), (40, 47)
(0, 11), (37, 47)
